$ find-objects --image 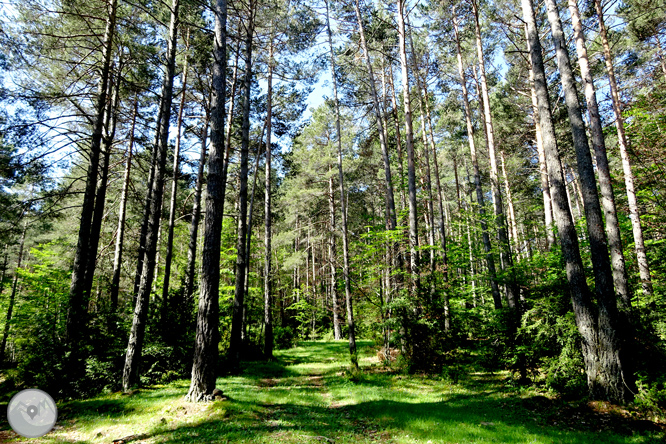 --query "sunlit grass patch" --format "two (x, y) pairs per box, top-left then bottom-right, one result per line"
(0, 340), (662, 443)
